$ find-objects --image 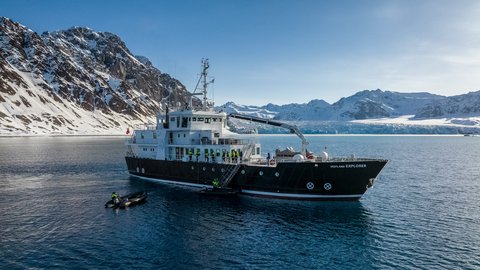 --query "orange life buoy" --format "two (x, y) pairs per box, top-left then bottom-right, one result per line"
(269, 159), (276, 165)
